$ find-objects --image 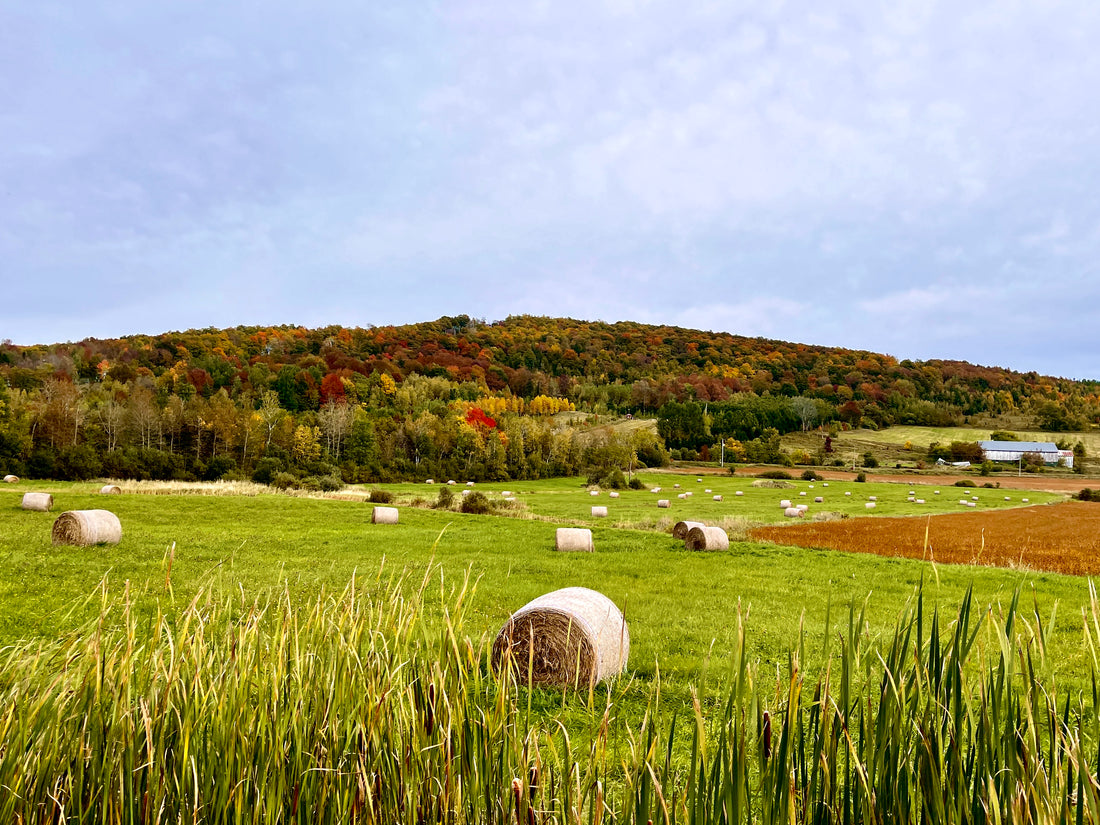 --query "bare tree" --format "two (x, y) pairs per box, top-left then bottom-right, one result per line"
(318, 400), (355, 461)
(258, 391), (286, 451)
(791, 397), (818, 432)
